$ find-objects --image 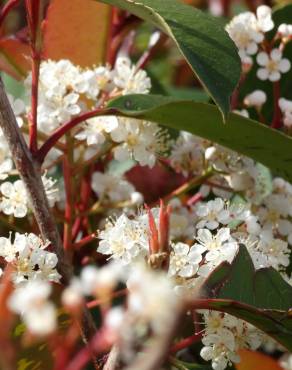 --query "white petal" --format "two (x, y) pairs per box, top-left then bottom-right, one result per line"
(270, 48), (282, 62)
(197, 228), (212, 244)
(256, 52), (269, 66)
(279, 59), (291, 73)
(217, 227), (230, 242)
(269, 71), (281, 82)
(257, 68), (269, 80)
